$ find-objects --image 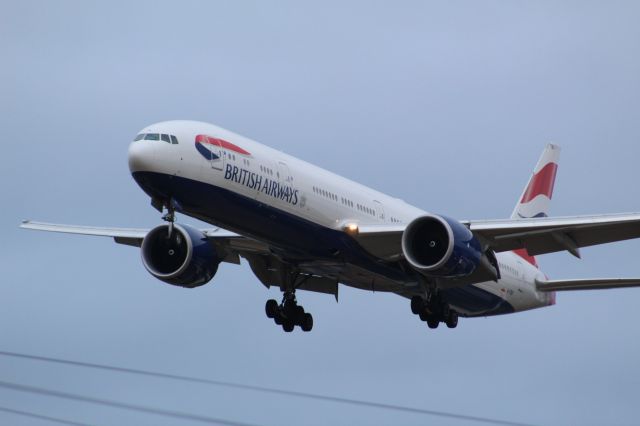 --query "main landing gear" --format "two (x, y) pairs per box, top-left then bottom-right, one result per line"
(411, 294), (459, 330)
(265, 291), (313, 332)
